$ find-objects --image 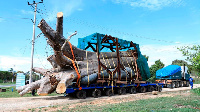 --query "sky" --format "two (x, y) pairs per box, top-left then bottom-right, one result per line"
(0, 0), (200, 72)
